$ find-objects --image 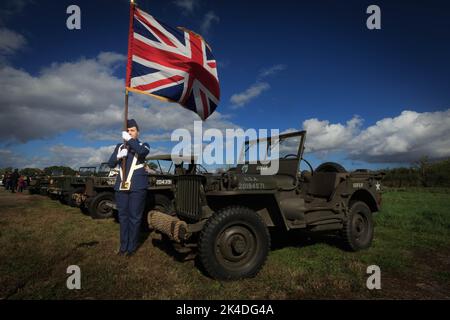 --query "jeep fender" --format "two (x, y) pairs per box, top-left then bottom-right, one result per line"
(348, 189), (379, 213)
(205, 192), (289, 229)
